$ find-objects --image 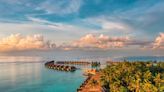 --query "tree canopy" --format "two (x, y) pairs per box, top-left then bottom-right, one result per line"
(100, 62), (164, 92)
